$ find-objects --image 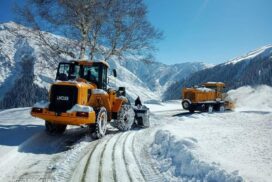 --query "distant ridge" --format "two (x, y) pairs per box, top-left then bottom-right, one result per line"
(163, 45), (272, 100)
